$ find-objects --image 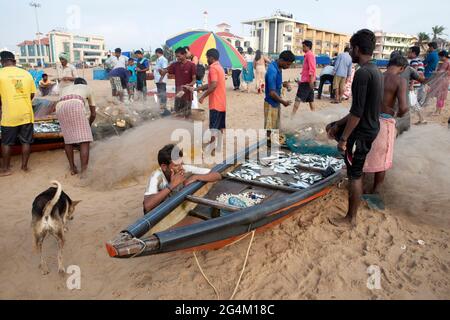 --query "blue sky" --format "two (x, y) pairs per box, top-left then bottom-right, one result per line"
(1, 0), (449, 52)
